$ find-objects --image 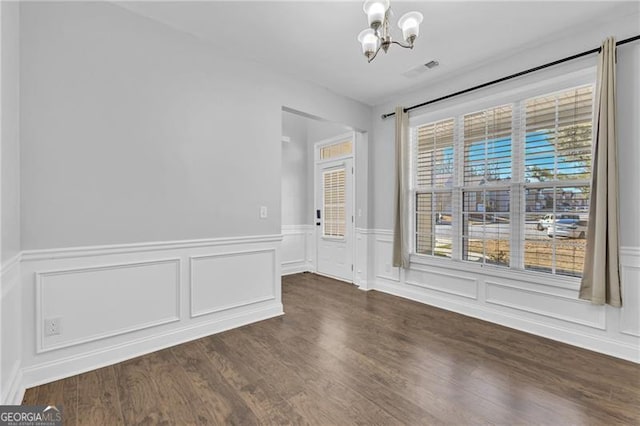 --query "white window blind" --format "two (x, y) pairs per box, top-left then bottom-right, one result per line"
(323, 168), (346, 238)
(415, 119), (454, 257)
(320, 140), (352, 160)
(411, 83), (594, 279)
(462, 105), (512, 266)
(417, 119), (454, 187)
(462, 189), (511, 266)
(464, 105), (513, 185)
(523, 85), (593, 277)
(524, 86), (592, 182)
